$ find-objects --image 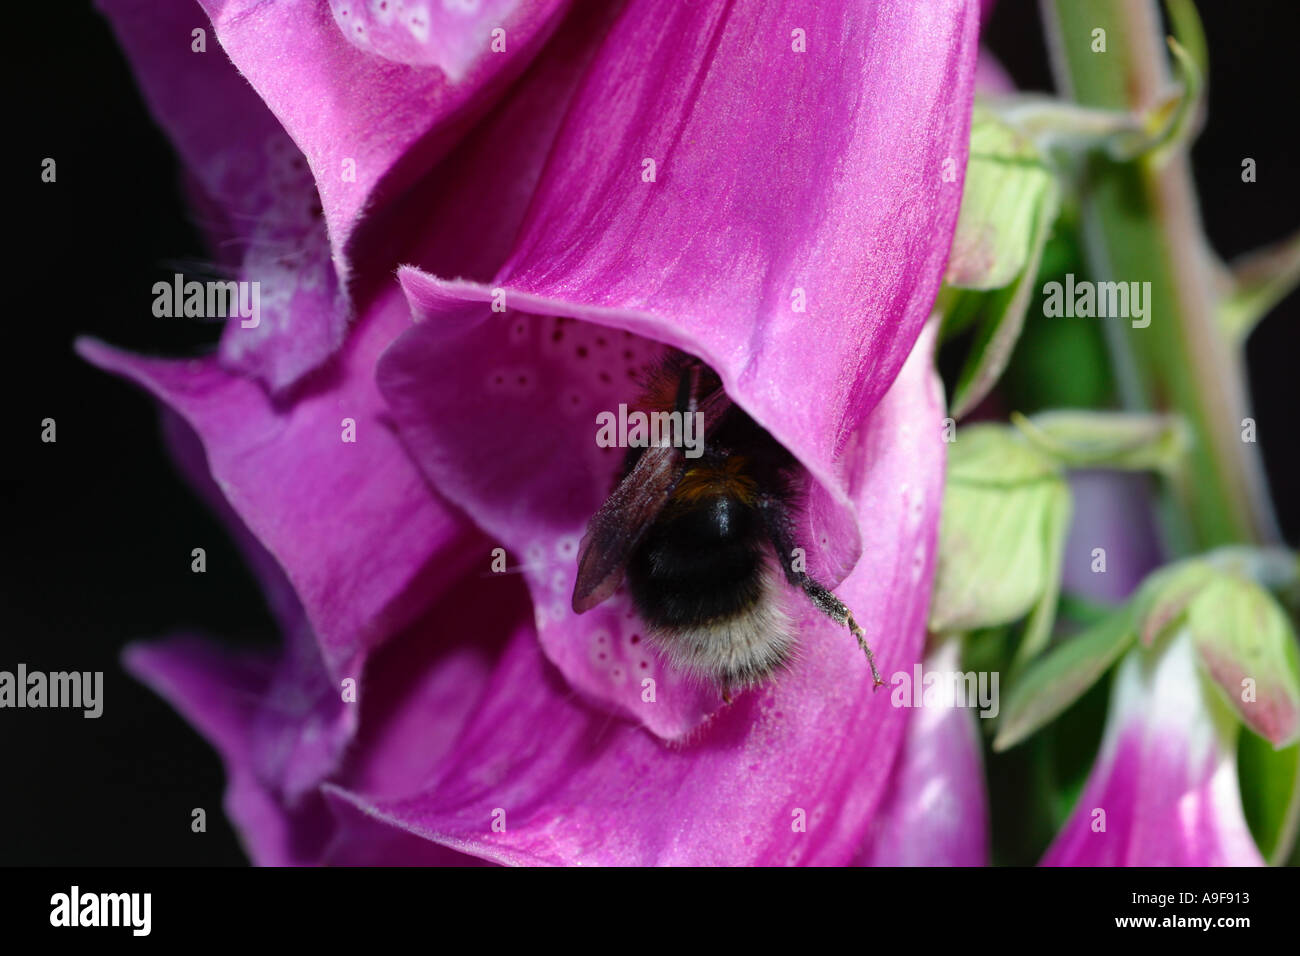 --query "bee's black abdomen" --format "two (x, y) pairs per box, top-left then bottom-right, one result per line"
(627, 495), (766, 627)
